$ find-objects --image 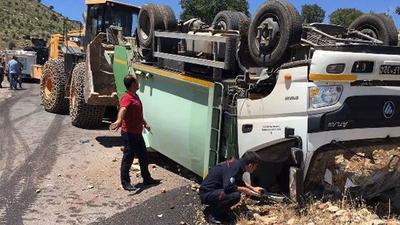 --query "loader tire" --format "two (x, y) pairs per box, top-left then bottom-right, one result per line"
(248, 0), (301, 68)
(212, 11), (249, 30)
(40, 59), (69, 114)
(349, 13), (398, 46)
(137, 4), (176, 48)
(69, 63), (105, 129)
